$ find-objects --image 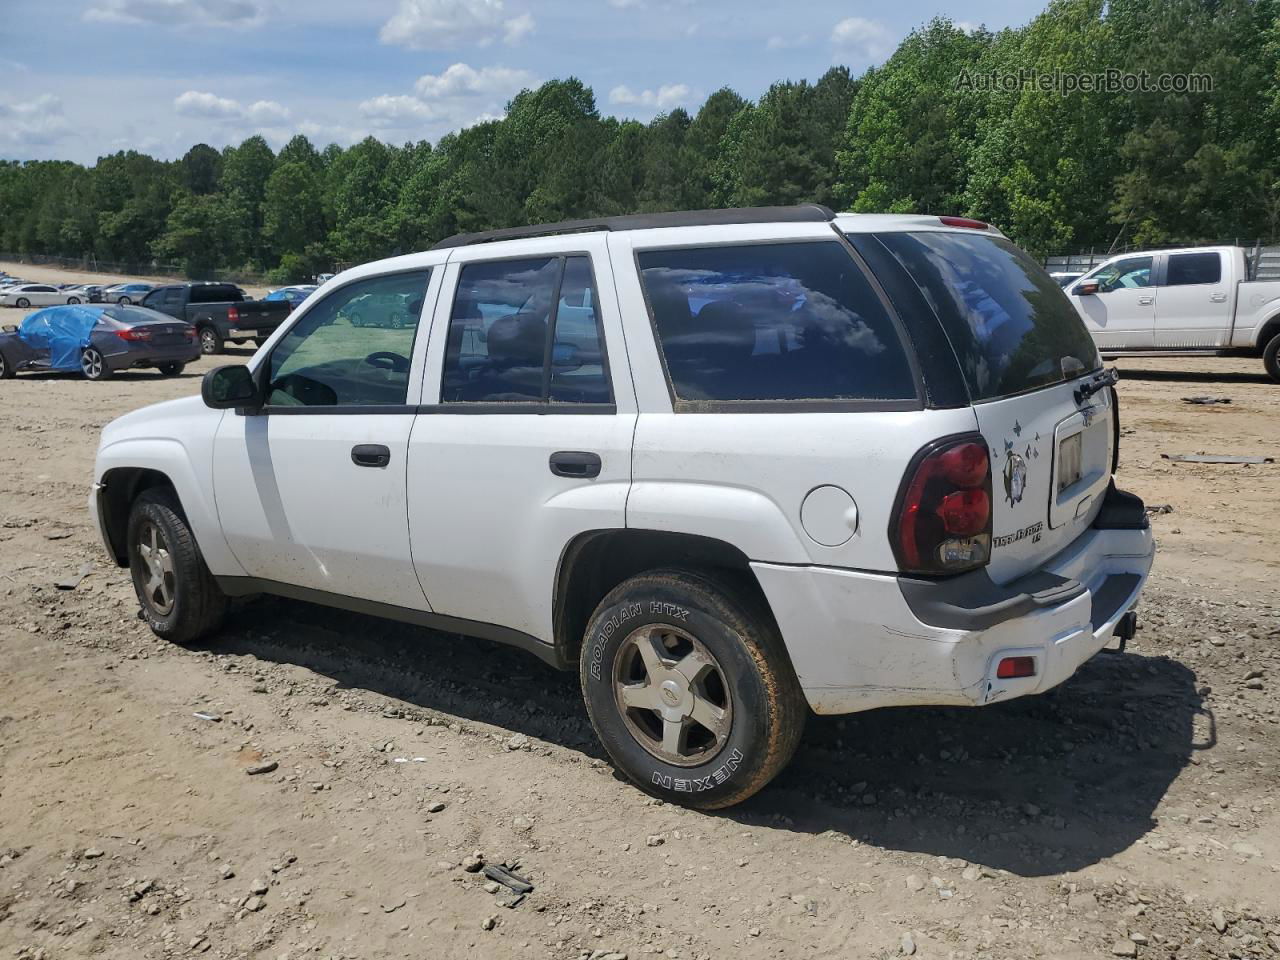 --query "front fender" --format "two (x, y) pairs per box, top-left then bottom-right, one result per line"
(95, 437), (245, 577)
